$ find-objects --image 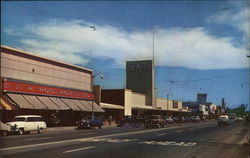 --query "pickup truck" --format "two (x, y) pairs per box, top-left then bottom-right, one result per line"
(0, 121), (10, 136)
(76, 116), (103, 129)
